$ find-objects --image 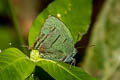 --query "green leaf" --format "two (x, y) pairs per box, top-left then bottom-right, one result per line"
(36, 59), (96, 80)
(29, 0), (92, 46)
(0, 48), (35, 80)
(25, 74), (34, 80)
(34, 66), (55, 80)
(83, 0), (120, 80)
